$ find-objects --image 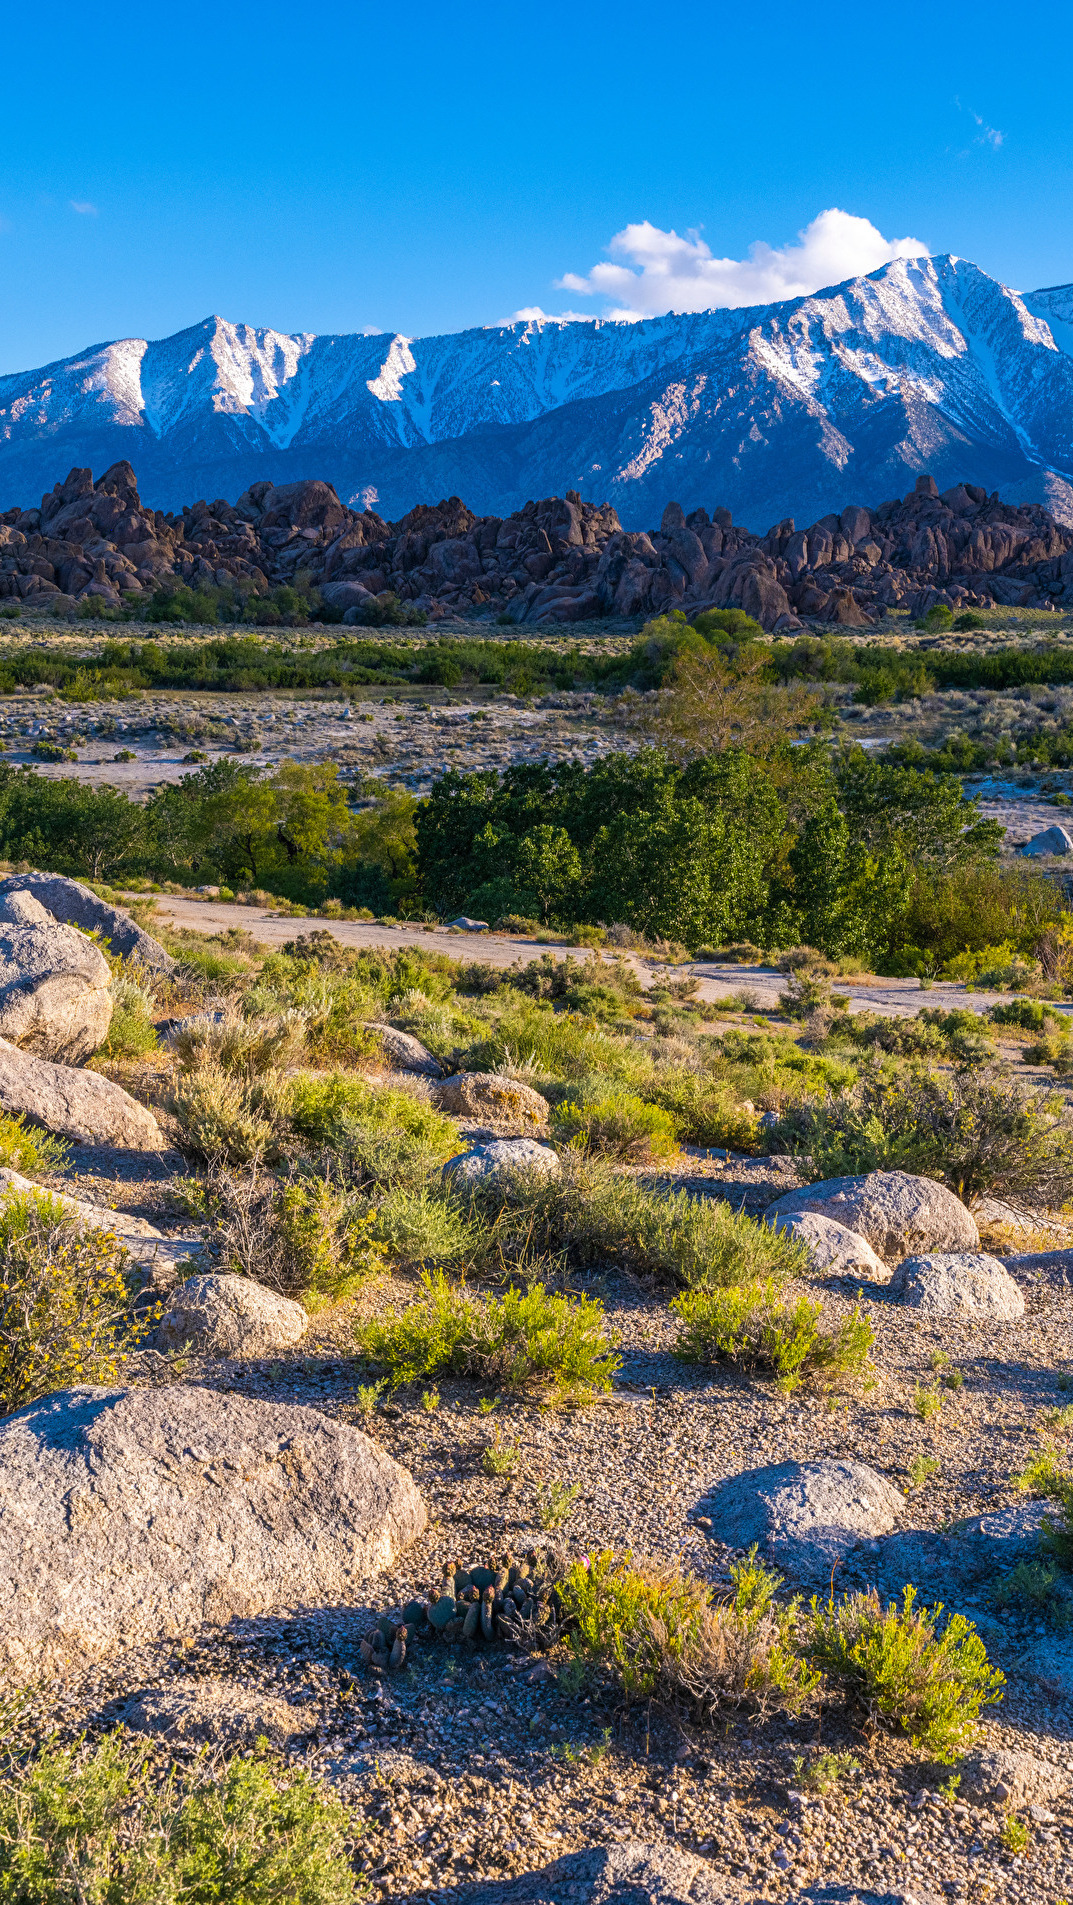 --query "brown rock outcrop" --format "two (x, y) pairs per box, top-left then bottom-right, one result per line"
(6, 462), (1073, 631)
